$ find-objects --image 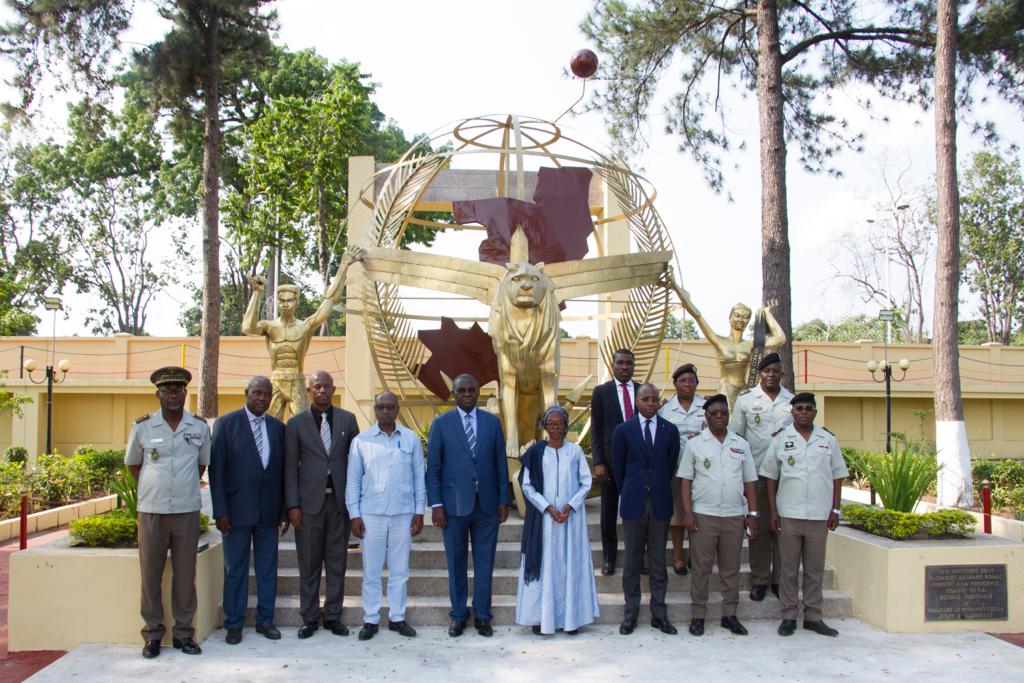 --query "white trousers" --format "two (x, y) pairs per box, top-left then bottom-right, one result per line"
(361, 512), (414, 624)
